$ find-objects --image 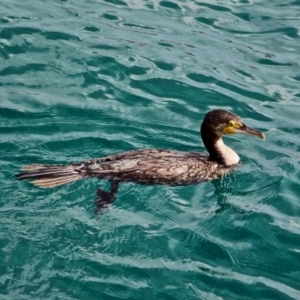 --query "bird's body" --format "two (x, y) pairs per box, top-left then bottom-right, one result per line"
(19, 149), (234, 187)
(16, 110), (265, 212)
